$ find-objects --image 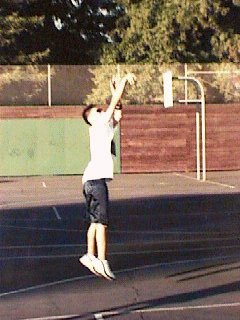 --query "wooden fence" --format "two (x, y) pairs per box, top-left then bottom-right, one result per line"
(120, 104), (240, 173)
(1, 104), (240, 175)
